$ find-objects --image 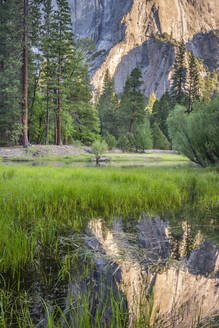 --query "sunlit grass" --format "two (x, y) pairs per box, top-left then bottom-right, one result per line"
(0, 165), (219, 274)
(0, 165), (219, 326)
(4, 151), (189, 165)
(107, 152), (189, 162)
